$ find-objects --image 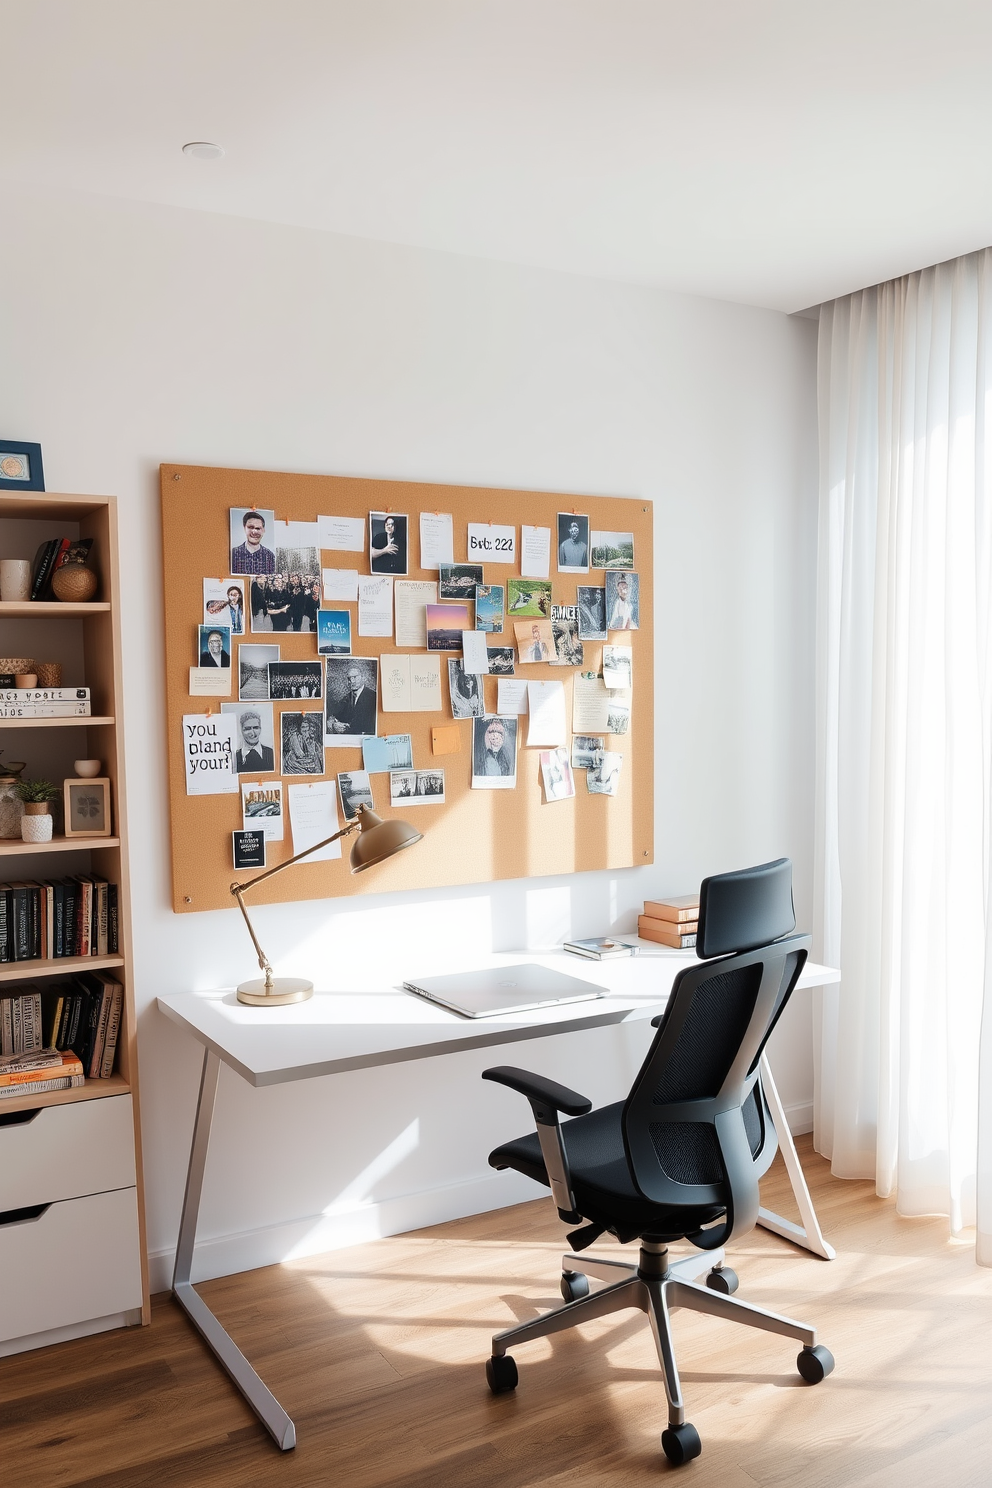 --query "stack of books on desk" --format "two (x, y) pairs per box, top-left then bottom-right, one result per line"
(637, 894), (699, 948)
(0, 687), (91, 719)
